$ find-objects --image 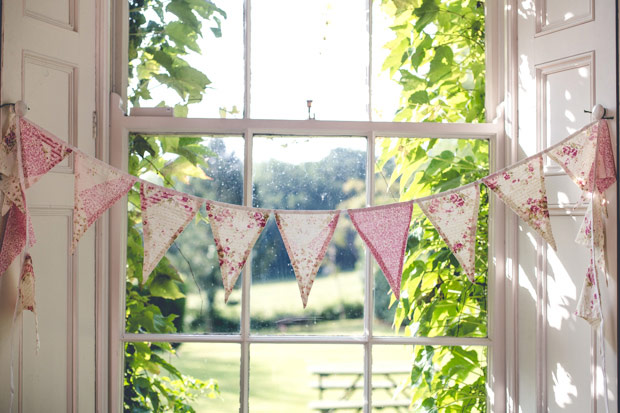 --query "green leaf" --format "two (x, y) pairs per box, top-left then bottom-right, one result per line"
(149, 277), (186, 300)
(408, 90), (430, 104)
